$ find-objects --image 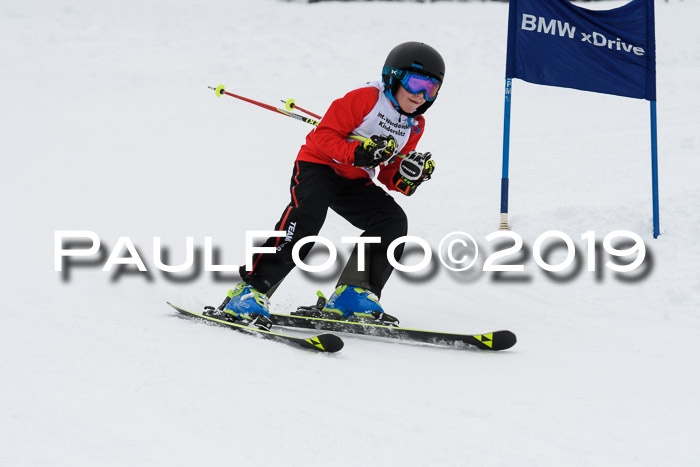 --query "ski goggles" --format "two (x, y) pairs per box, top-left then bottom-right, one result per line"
(399, 71), (441, 101)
